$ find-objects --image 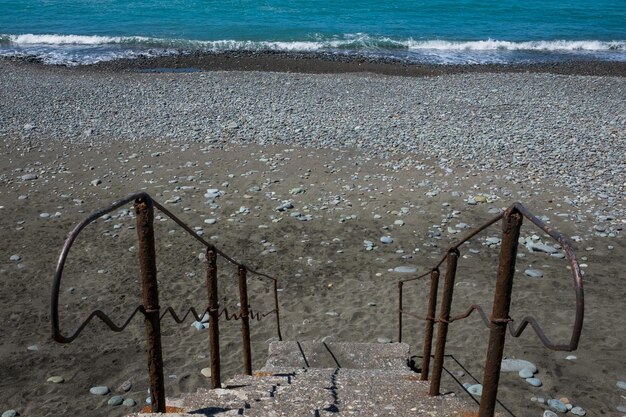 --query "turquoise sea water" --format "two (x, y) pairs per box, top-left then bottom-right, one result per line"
(1, 0), (625, 65)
